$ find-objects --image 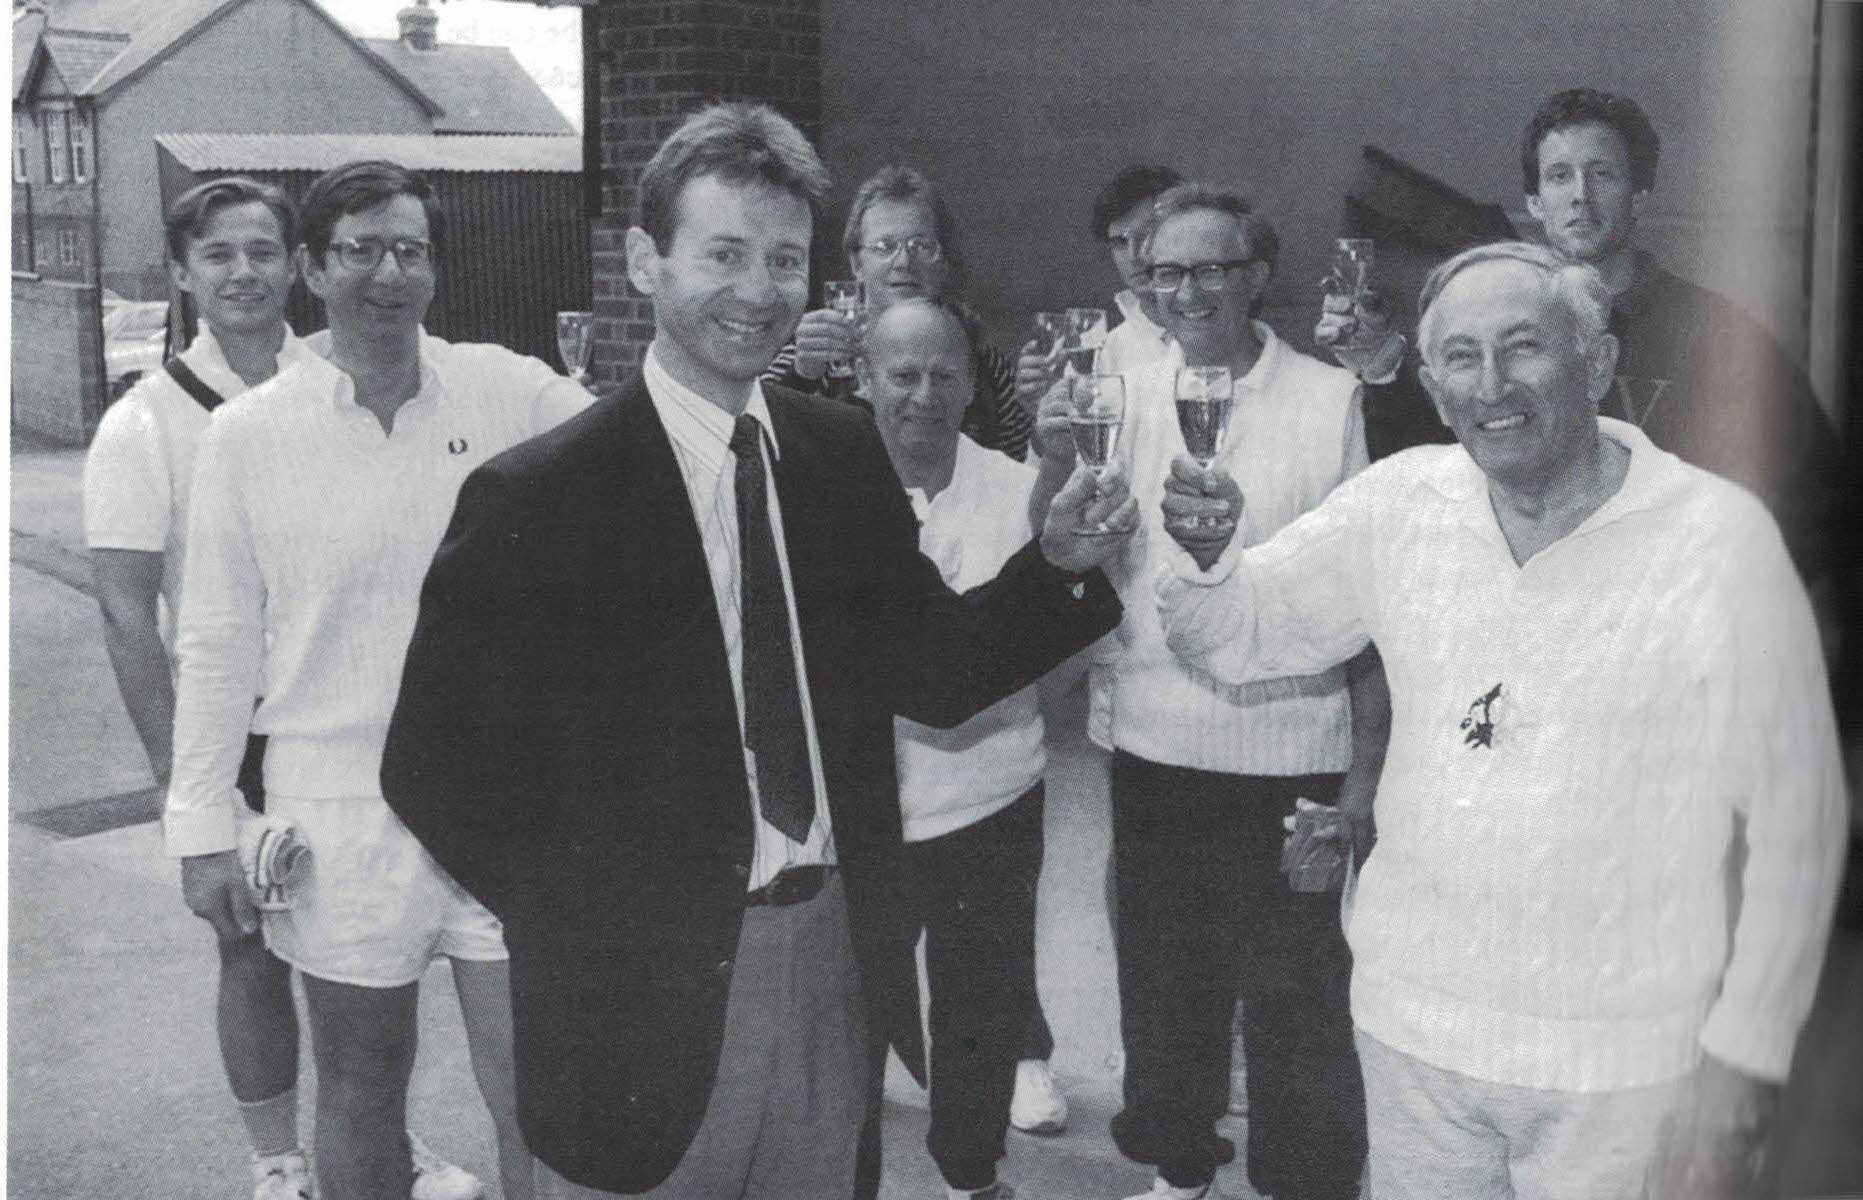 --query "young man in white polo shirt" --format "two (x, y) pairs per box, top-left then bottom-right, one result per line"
(164, 161), (590, 1199)
(84, 177), (479, 1200)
